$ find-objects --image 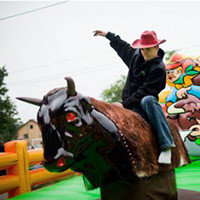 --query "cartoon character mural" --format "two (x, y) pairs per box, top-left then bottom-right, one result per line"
(161, 53), (200, 156)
